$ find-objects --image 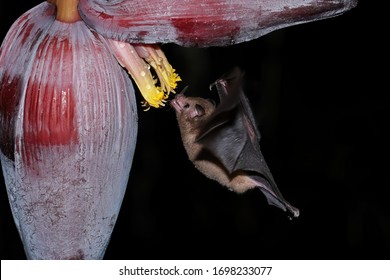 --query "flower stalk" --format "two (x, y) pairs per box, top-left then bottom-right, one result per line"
(48, 0), (81, 23)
